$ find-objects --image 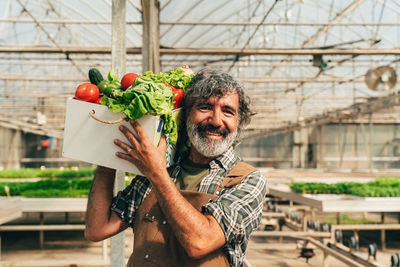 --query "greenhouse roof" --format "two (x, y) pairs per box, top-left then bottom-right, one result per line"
(0, 0), (399, 138)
